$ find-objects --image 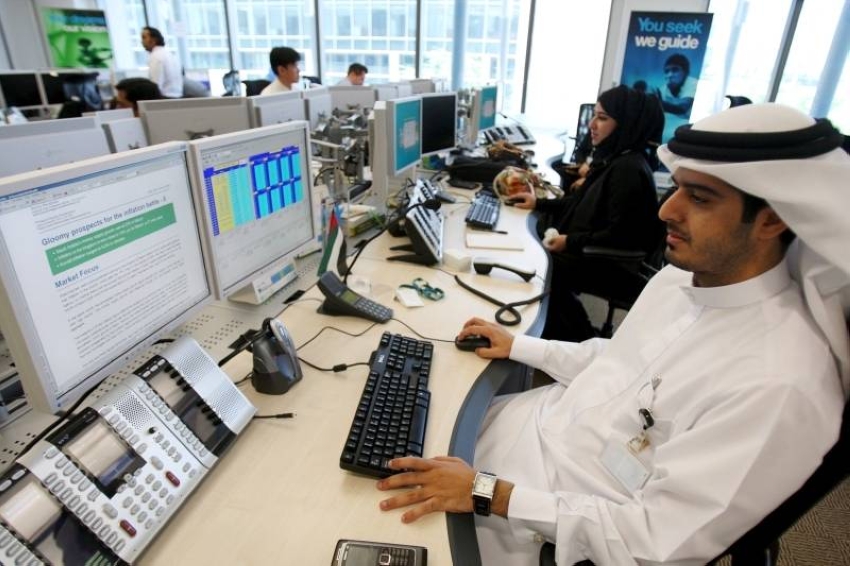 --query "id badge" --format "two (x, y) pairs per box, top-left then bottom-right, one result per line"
(600, 437), (650, 493)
